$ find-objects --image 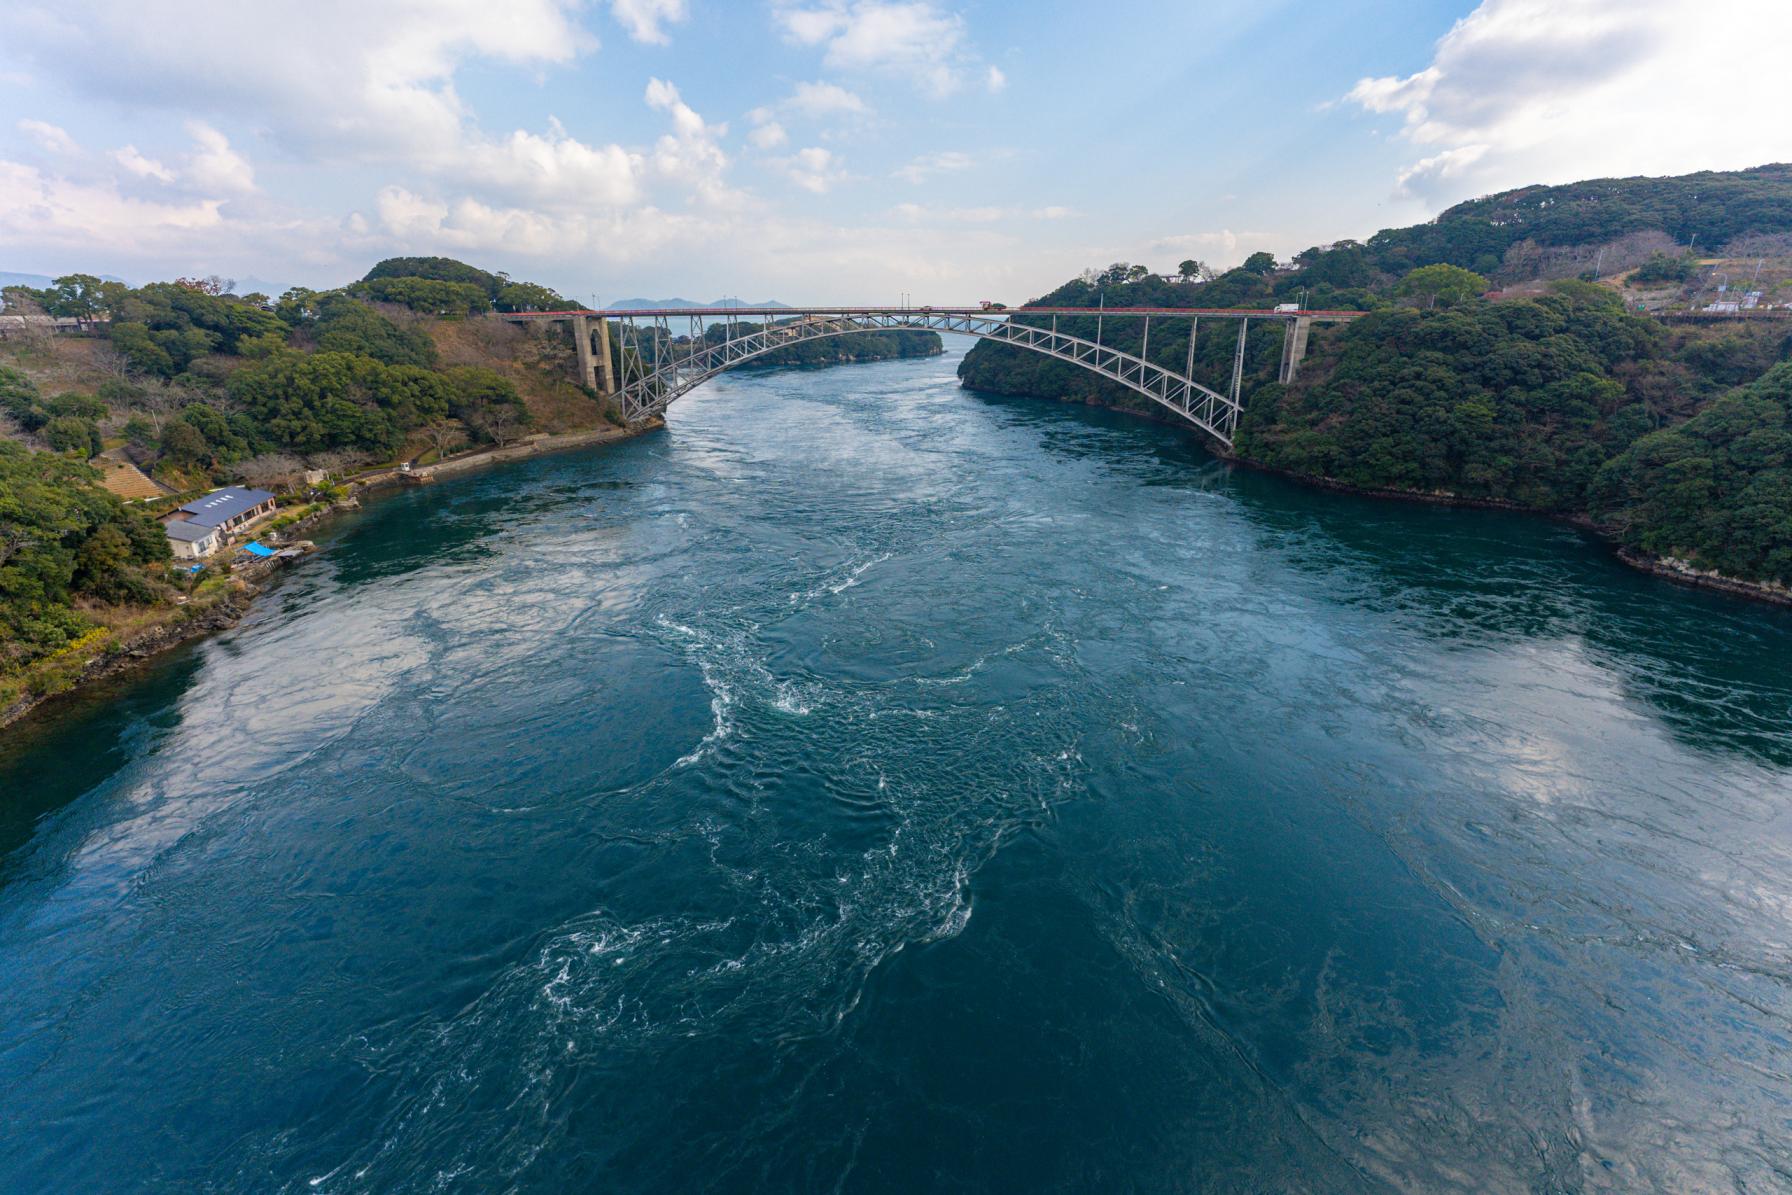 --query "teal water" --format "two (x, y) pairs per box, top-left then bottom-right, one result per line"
(5, 346), (1792, 1192)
